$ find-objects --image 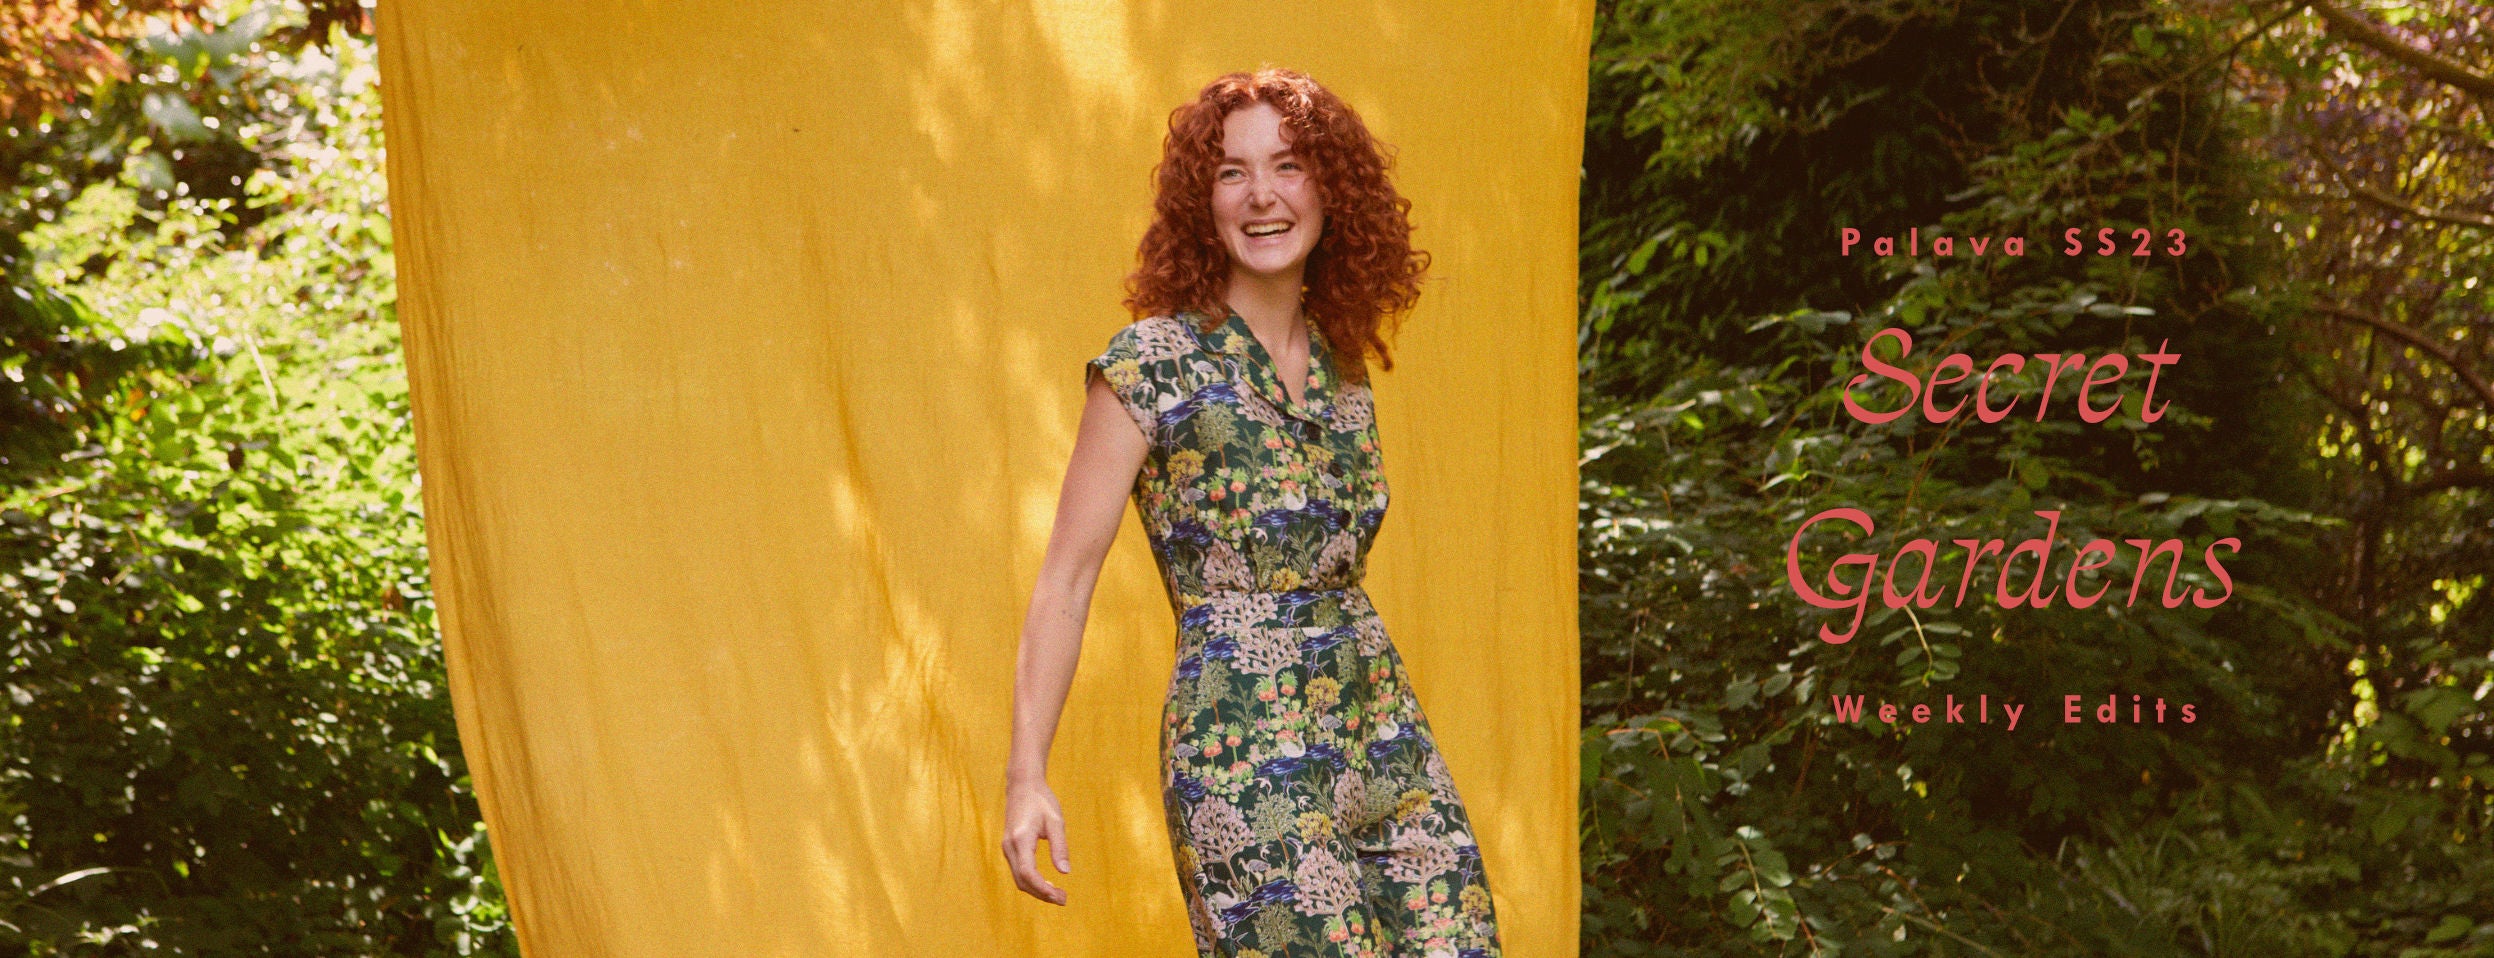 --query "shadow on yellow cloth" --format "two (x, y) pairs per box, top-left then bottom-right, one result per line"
(377, 3), (1588, 955)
